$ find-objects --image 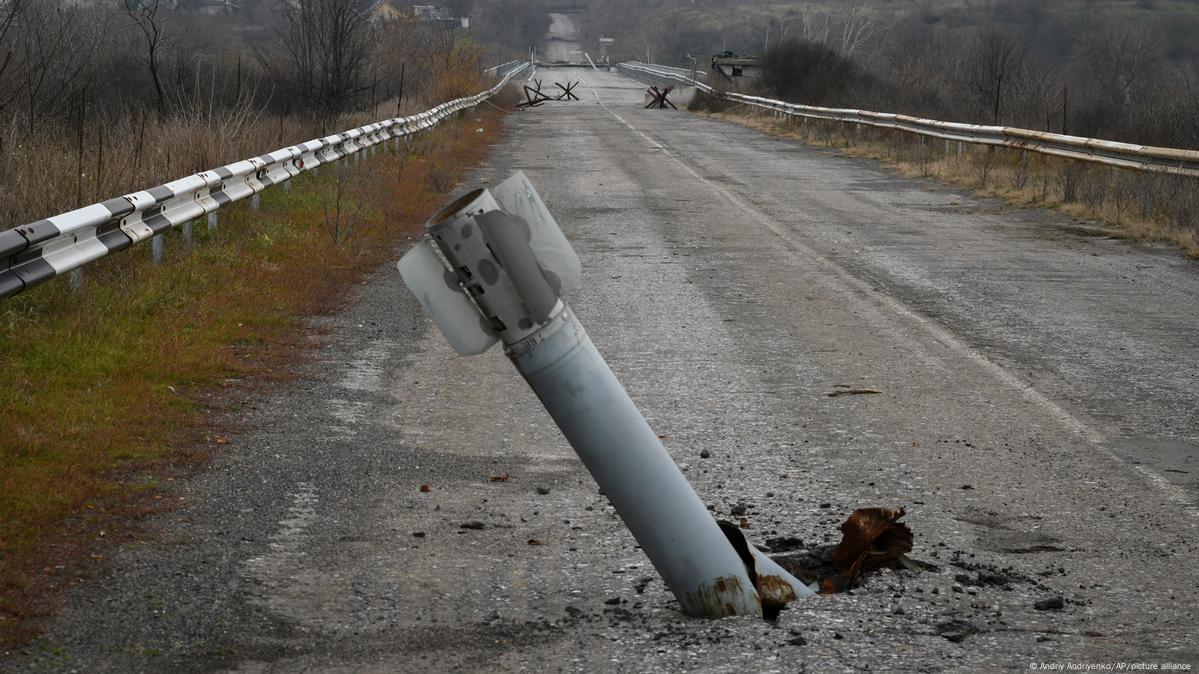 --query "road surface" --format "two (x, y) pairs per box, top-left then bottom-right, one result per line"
(6, 21), (1198, 674)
